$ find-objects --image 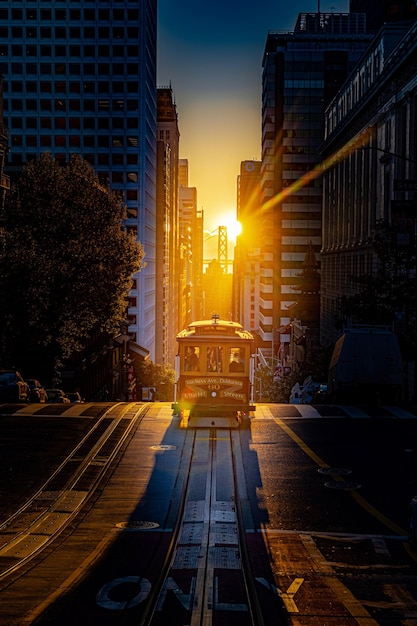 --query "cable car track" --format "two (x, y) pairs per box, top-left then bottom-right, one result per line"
(141, 426), (265, 626)
(0, 402), (149, 583)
